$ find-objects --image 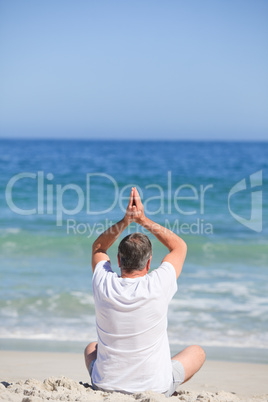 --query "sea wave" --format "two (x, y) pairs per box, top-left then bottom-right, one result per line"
(1, 140), (268, 357)
(1, 288), (267, 349)
(0, 229), (267, 265)
(1, 321), (267, 349)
